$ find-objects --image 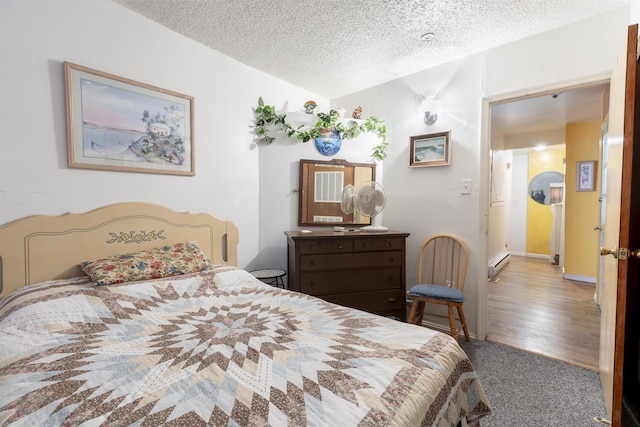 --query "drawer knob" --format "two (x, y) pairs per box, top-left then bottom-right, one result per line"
(389, 241), (396, 246)
(388, 297), (397, 302)
(388, 257), (395, 263)
(338, 244), (343, 249)
(387, 275), (393, 282)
